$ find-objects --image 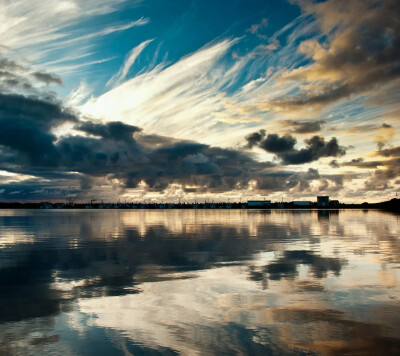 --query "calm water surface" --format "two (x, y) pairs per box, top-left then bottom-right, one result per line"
(0, 209), (399, 355)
